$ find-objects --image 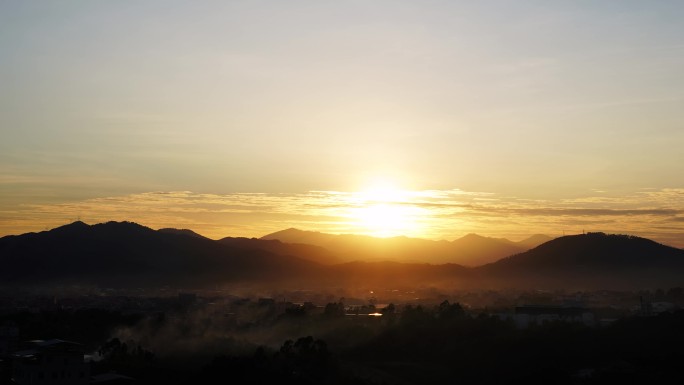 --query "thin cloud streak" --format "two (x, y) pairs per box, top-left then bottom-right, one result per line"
(1, 188), (684, 247)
